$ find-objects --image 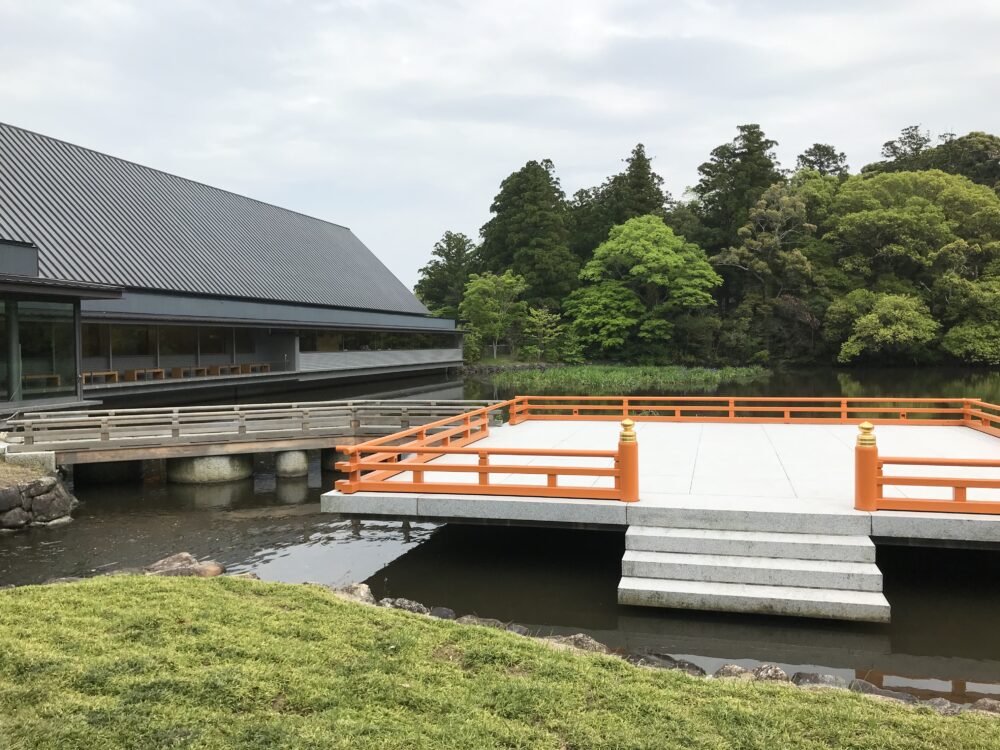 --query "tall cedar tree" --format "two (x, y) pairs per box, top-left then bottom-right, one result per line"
(414, 231), (476, 318)
(692, 124), (784, 254)
(569, 144), (669, 261)
(478, 159), (578, 309)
